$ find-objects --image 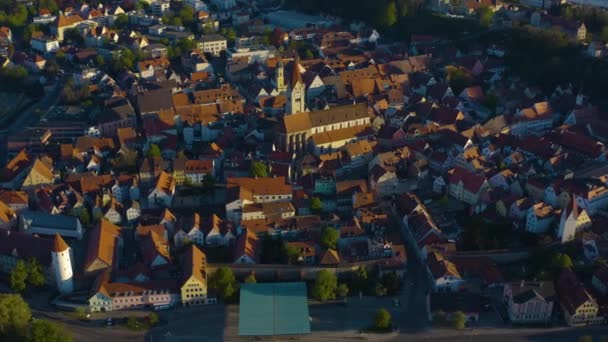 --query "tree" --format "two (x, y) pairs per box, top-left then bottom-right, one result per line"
(113, 13), (129, 29)
(373, 308), (392, 330)
(29, 319), (72, 342)
(39, 0), (59, 14)
(63, 28), (83, 45)
(283, 243), (300, 264)
(26, 258), (45, 288)
(24, 24), (40, 42)
(0, 294), (31, 337)
(373, 282), (387, 297)
(478, 6), (495, 27)
(147, 313), (159, 327)
(310, 197), (323, 213)
(451, 311), (467, 330)
(270, 28), (286, 47)
(432, 310), (447, 325)
(126, 317), (139, 330)
(209, 267), (237, 300)
(445, 65), (473, 95)
(5, 5), (28, 29)
(352, 265), (370, 294)
(601, 26), (608, 42)
(112, 148), (138, 171)
(74, 307), (87, 320)
(552, 252), (573, 269)
(61, 80), (90, 105)
(148, 144), (161, 158)
(312, 270), (338, 302)
(336, 283), (349, 297)
(320, 227), (340, 250)
(10, 261), (27, 293)
(396, 0), (409, 17)
(178, 5), (196, 28)
(244, 273), (257, 284)
(78, 210), (90, 227)
(373, 1), (398, 29)
(381, 271), (401, 295)
(113, 13), (129, 30)
(250, 161), (268, 177)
